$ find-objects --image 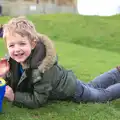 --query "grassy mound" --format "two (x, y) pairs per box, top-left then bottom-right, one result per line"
(1, 14), (120, 53)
